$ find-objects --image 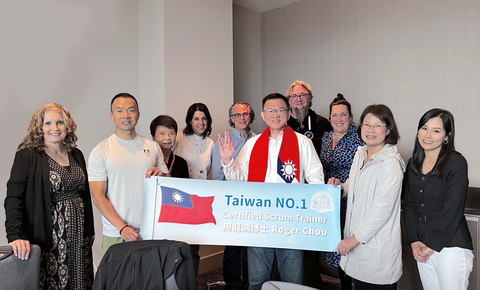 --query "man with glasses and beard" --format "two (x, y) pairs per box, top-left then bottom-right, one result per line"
(286, 80), (332, 156)
(285, 81), (332, 288)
